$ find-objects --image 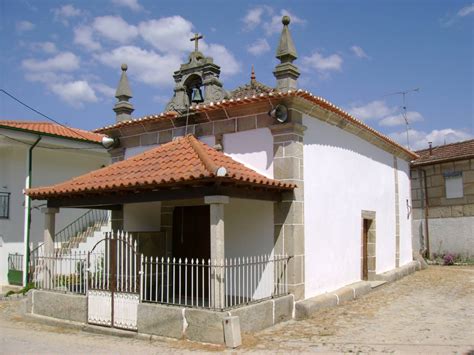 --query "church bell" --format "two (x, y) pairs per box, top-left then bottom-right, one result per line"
(191, 87), (204, 103)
